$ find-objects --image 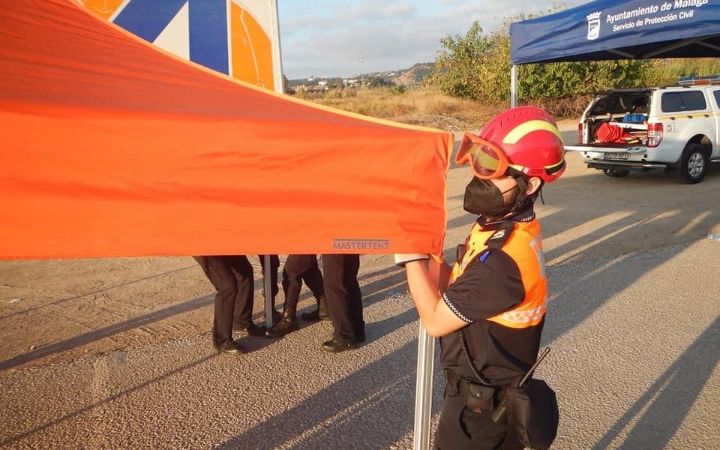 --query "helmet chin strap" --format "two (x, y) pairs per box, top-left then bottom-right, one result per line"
(509, 176), (529, 212)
